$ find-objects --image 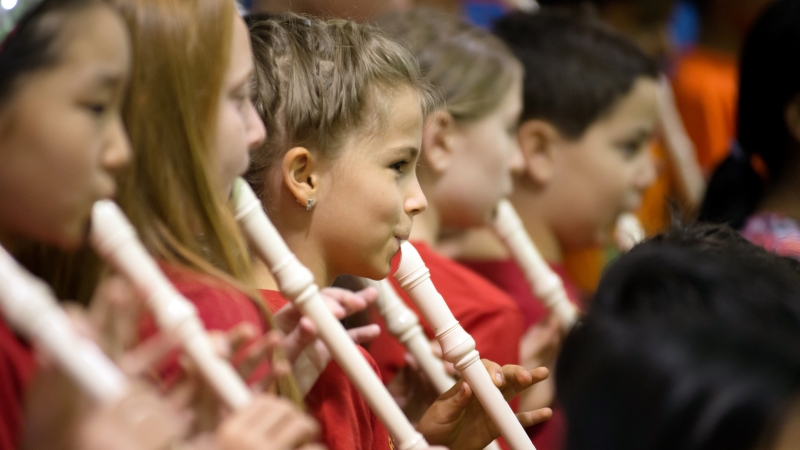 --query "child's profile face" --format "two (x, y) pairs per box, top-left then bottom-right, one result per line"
(433, 76), (524, 229)
(312, 87), (427, 280)
(213, 15), (266, 196)
(0, 5), (131, 250)
(546, 77), (658, 250)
